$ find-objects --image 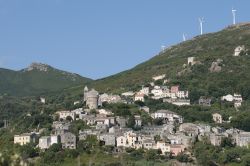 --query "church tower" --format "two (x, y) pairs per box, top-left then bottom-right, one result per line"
(83, 86), (89, 102)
